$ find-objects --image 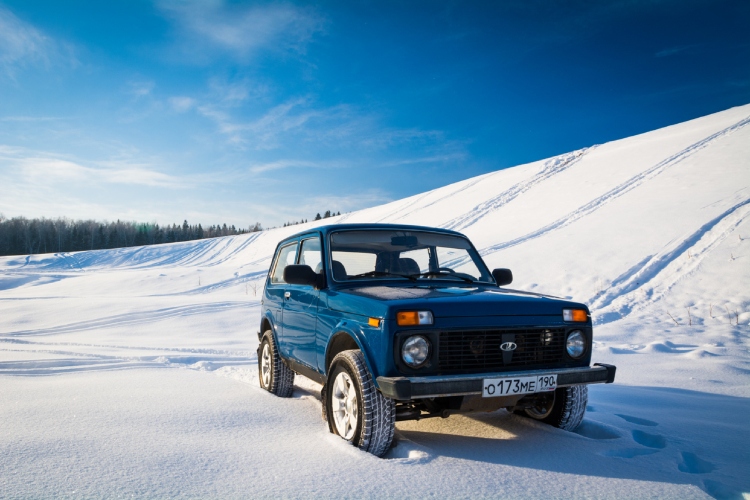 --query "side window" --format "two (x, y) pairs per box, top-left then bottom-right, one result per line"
(270, 242), (298, 284)
(298, 237), (323, 273)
